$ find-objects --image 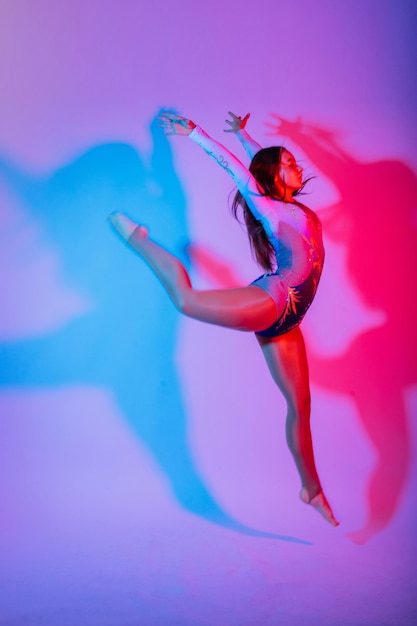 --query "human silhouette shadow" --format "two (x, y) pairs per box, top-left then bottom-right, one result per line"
(0, 113), (309, 544)
(262, 115), (417, 543)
